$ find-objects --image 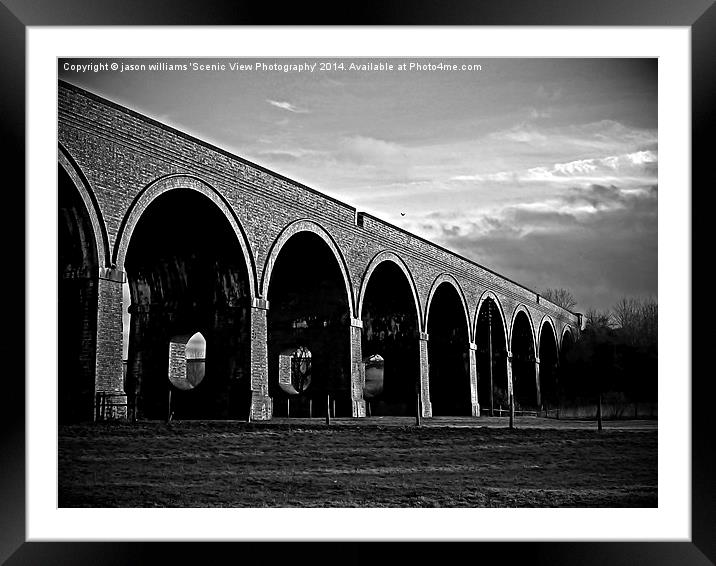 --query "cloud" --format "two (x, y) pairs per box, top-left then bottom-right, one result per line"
(450, 171), (519, 183)
(536, 85), (563, 102)
(266, 99), (310, 113)
(406, 183), (657, 312)
(525, 150), (657, 182)
(528, 107), (552, 120)
(451, 150), (657, 188)
(494, 127), (548, 145)
(338, 135), (407, 164)
(489, 119), (657, 155)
